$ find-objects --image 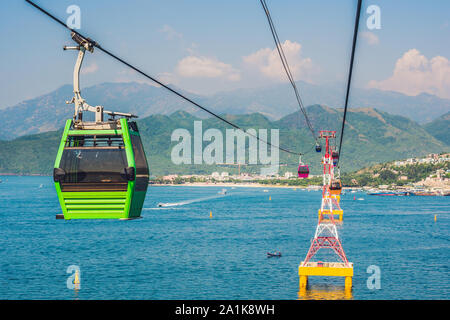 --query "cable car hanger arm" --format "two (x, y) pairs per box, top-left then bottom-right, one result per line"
(63, 32), (137, 122)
